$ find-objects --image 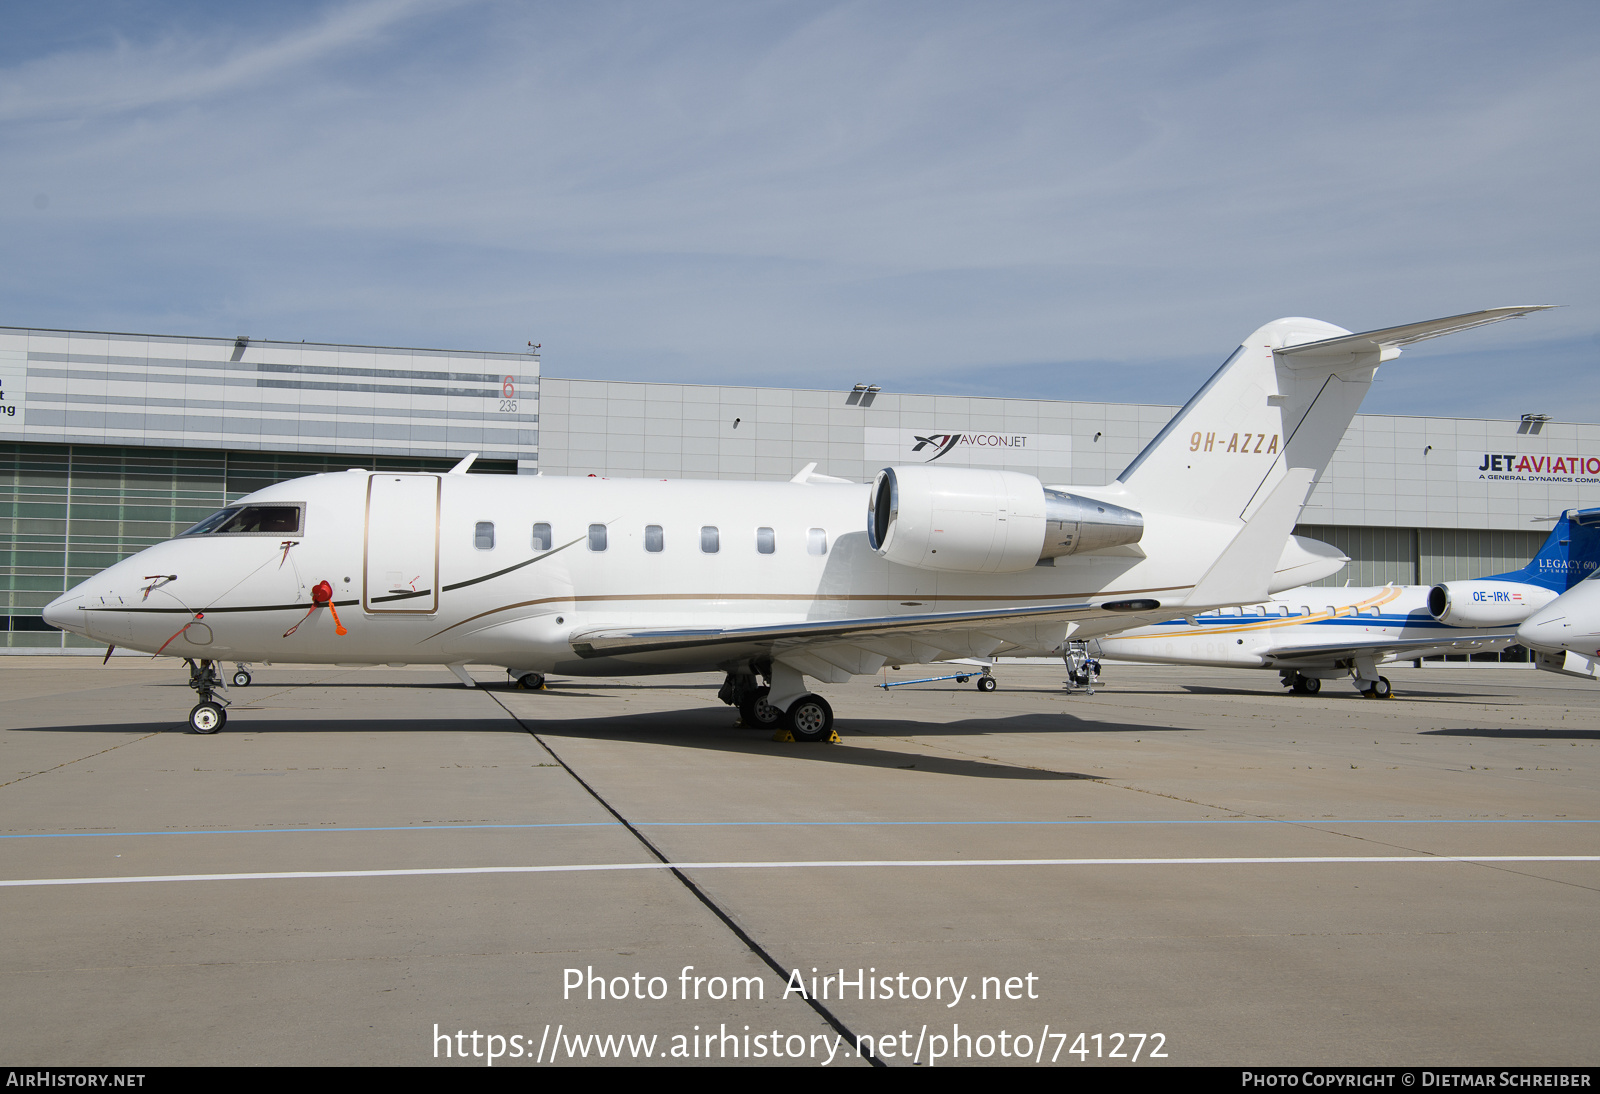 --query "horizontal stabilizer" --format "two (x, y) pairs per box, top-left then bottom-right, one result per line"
(1276, 306), (1554, 360)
